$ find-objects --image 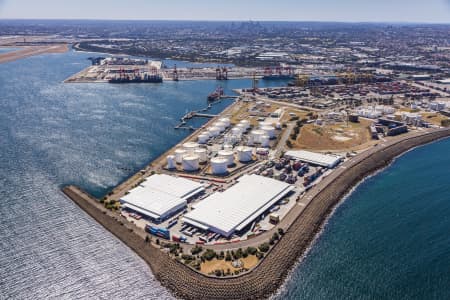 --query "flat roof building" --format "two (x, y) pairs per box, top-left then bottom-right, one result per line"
(284, 150), (342, 168)
(182, 174), (294, 237)
(120, 174), (204, 222)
